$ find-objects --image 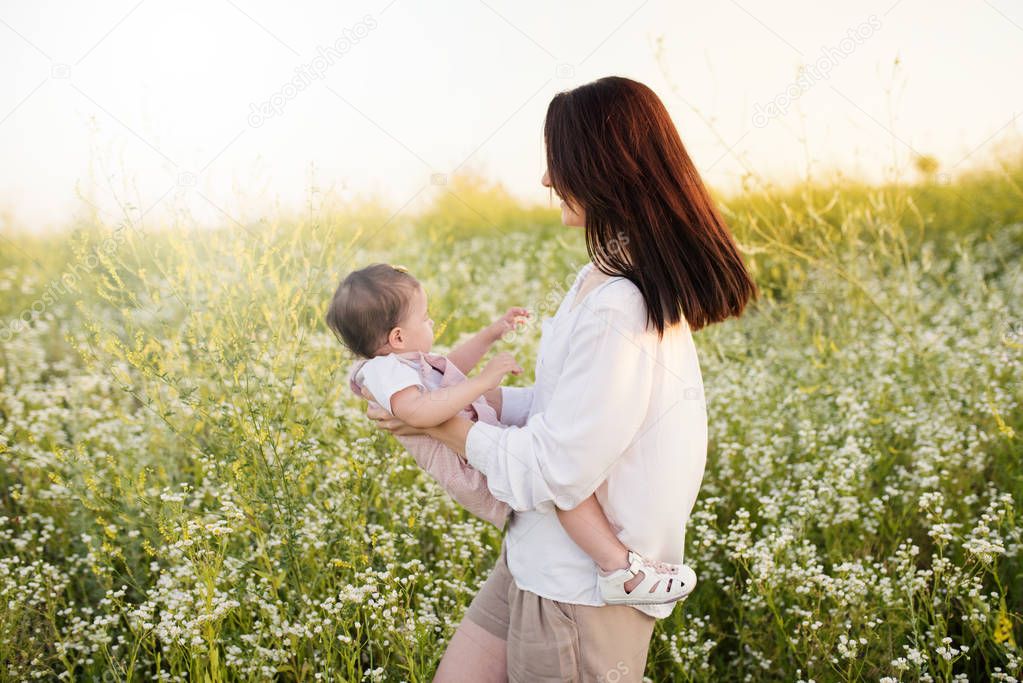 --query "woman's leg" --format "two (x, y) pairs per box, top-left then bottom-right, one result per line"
(433, 619), (507, 683)
(505, 587), (656, 682)
(435, 544), (512, 682)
